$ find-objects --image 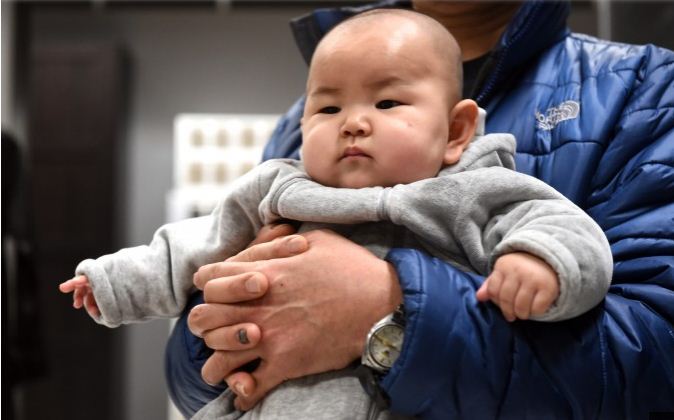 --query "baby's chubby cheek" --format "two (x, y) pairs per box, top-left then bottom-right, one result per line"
(302, 150), (336, 187)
